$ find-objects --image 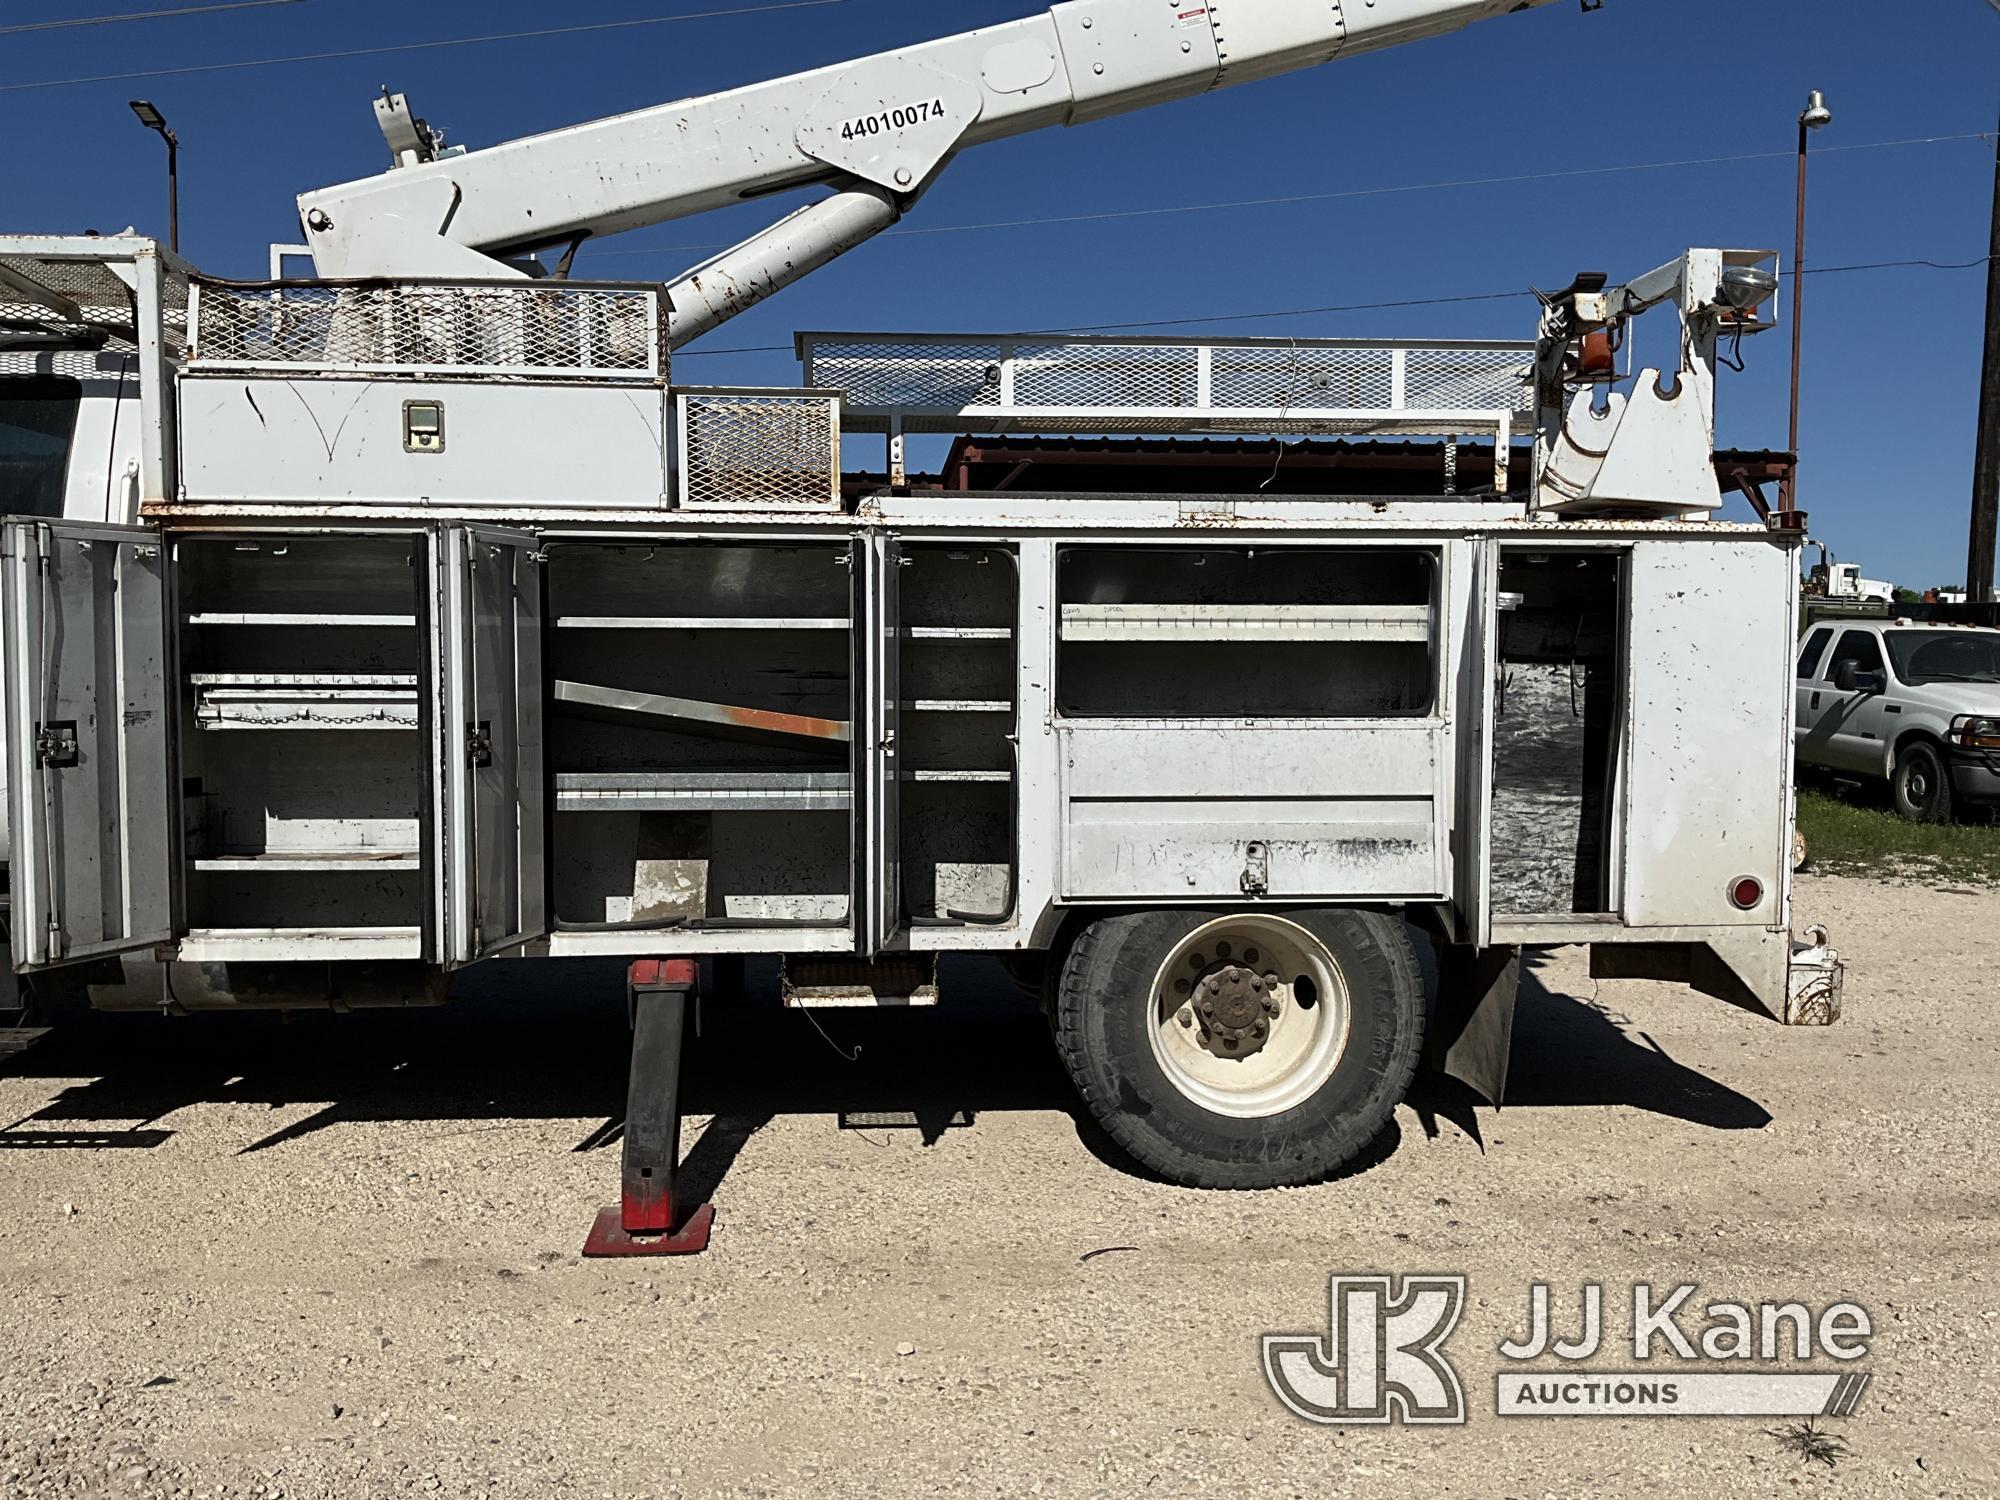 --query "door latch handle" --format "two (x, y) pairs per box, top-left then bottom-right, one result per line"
(466, 722), (493, 768)
(34, 721), (78, 769)
(1240, 841), (1270, 899)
